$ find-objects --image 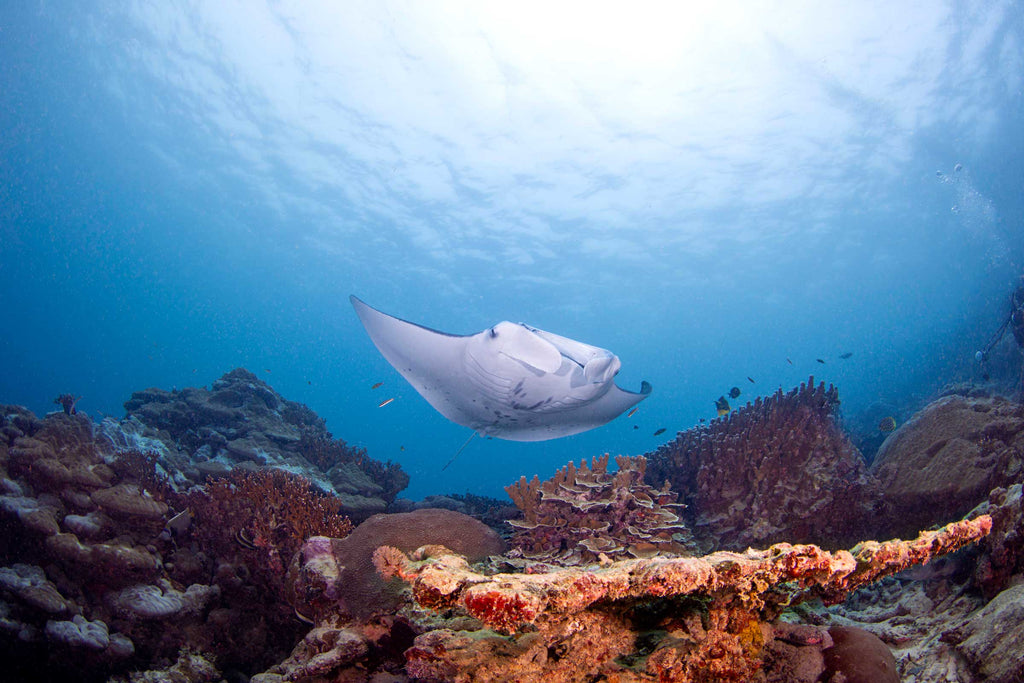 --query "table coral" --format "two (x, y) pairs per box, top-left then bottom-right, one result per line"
(505, 454), (693, 565)
(645, 376), (883, 551)
(380, 517), (990, 682)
